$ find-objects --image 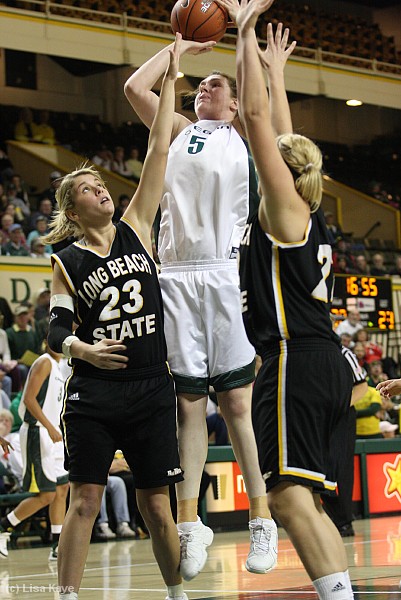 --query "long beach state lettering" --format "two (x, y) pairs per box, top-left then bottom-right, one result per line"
(78, 253), (152, 308)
